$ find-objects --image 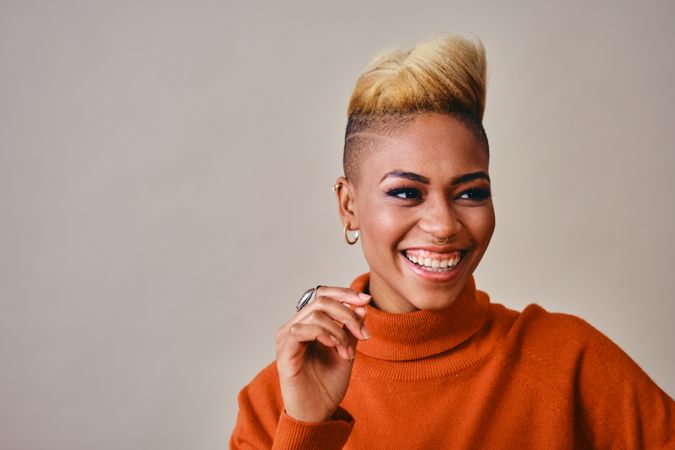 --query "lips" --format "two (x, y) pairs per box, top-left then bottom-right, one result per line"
(402, 249), (462, 272)
(399, 248), (465, 282)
